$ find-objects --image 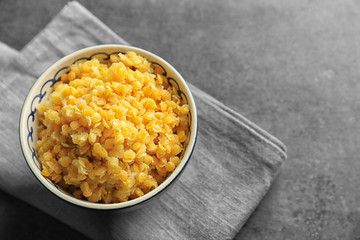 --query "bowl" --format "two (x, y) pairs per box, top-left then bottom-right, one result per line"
(19, 44), (197, 210)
